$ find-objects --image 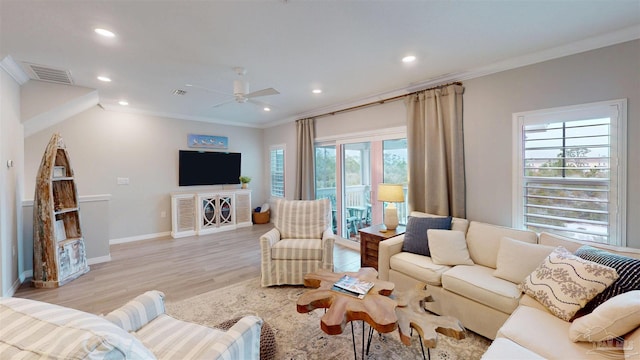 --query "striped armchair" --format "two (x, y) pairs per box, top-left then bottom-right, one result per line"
(260, 198), (335, 287)
(105, 290), (263, 359)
